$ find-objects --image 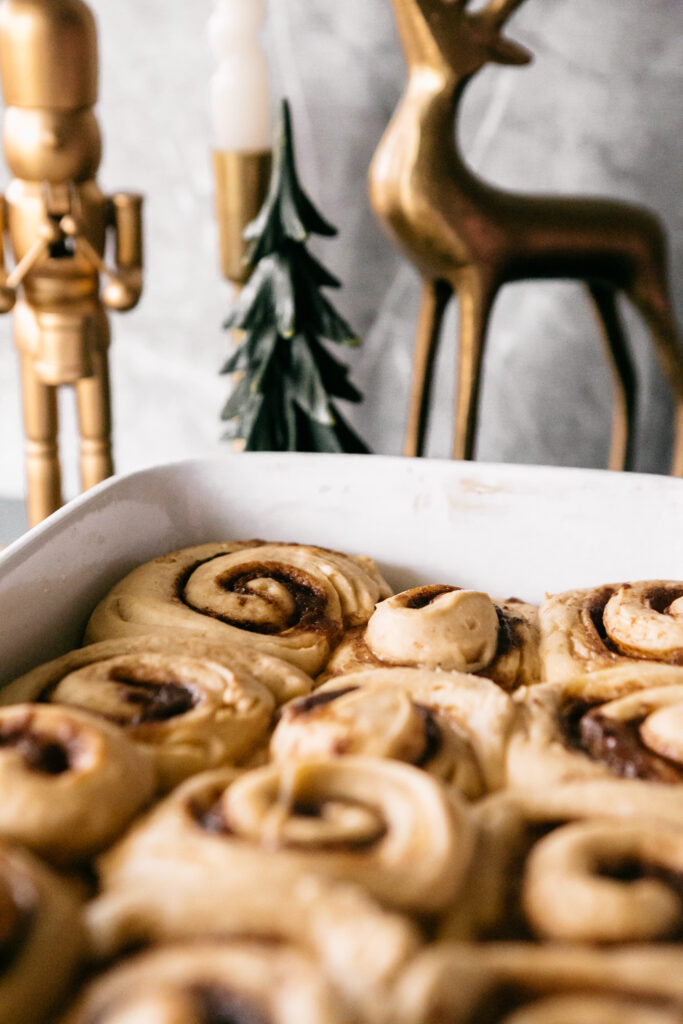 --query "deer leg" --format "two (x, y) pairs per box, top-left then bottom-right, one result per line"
(586, 282), (637, 472)
(451, 270), (496, 461)
(404, 278), (452, 457)
(627, 274), (683, 477)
